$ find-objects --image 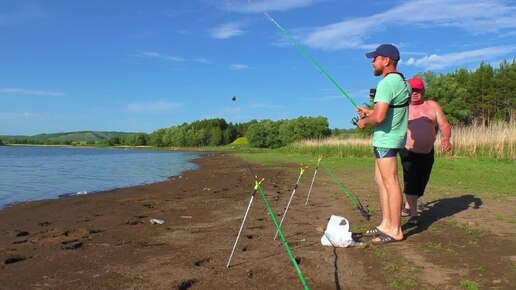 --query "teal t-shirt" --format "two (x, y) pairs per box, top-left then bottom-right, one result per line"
(372, 73), (410, 149)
